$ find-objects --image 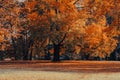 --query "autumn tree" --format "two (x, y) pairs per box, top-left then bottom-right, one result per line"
(68, 0), (119, 60)
(26, 0), (120, 61)
(26, 0), (80, 61)
(0, 0), (30, 60)
(0, 0), (19, 59)
(0, 0), (119, 61)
